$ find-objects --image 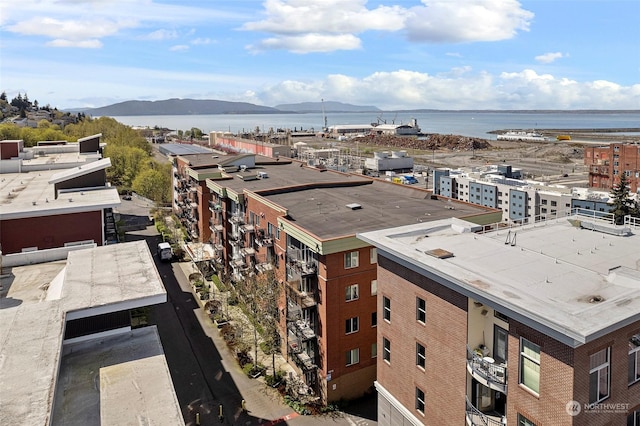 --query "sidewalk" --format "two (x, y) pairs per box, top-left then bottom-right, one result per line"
(176, 261), (297, 381)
